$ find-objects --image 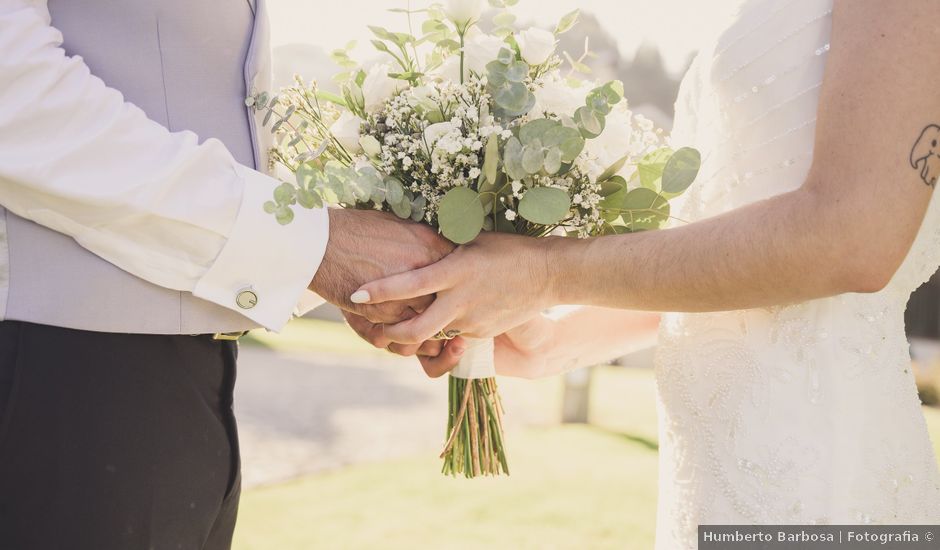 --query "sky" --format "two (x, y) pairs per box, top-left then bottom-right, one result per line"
(268, 0), (742, 75)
